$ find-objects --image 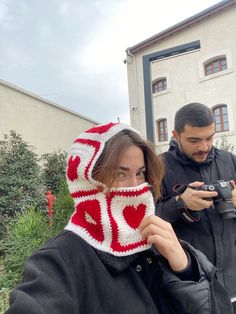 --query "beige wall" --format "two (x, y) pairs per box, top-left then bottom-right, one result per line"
(127, 4), (236, 153)
(0, 80), (98, 156)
